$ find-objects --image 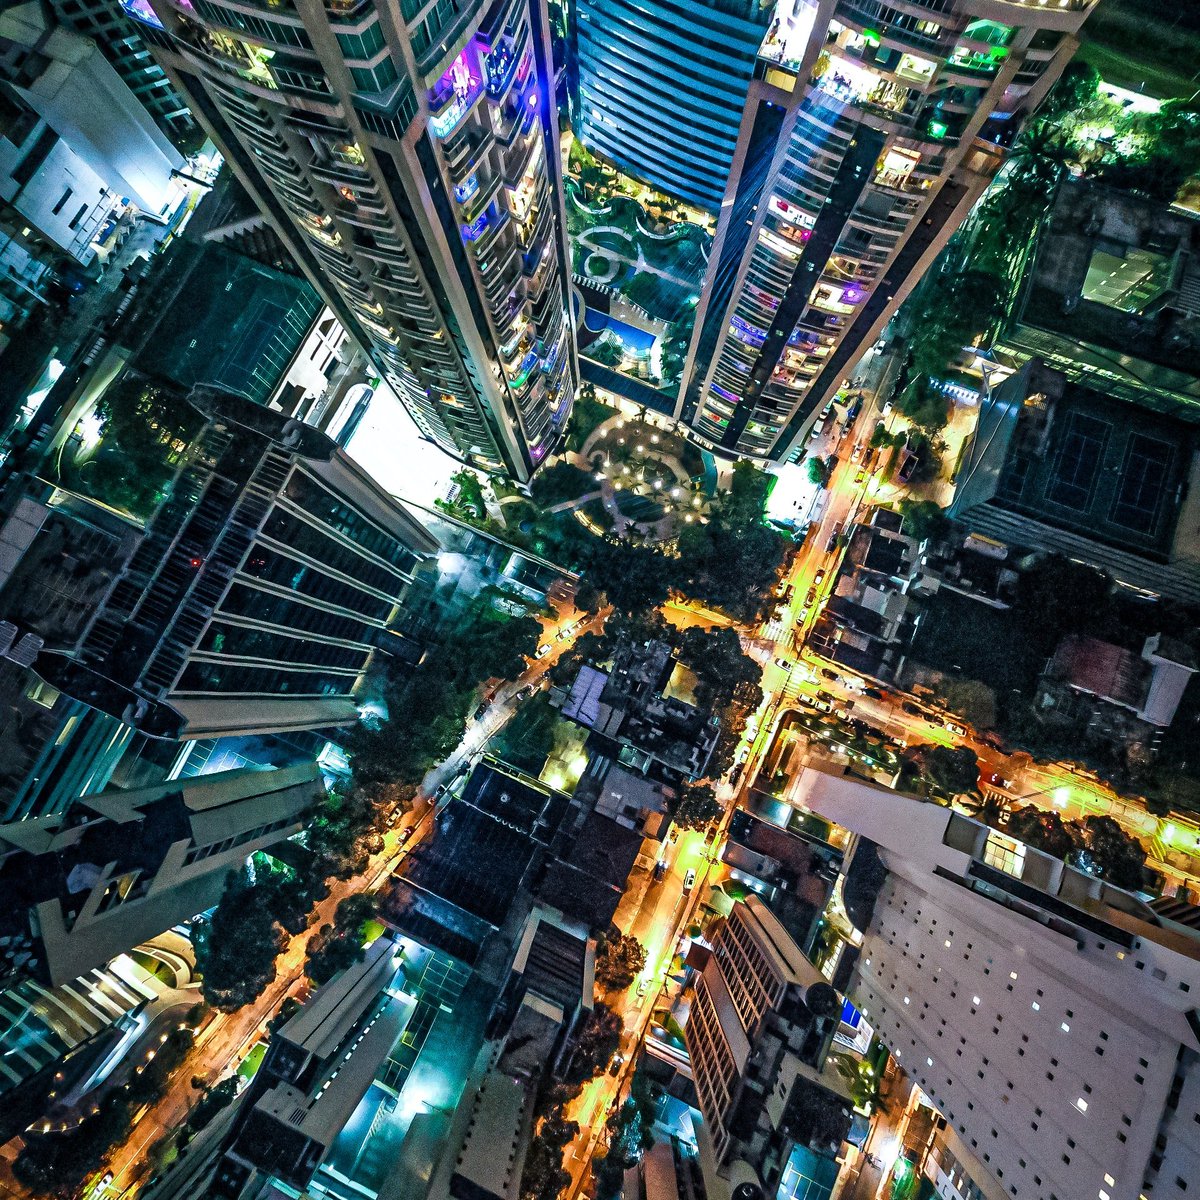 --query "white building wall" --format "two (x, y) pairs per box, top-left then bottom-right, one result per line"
(799, 770), (1200, 1200)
